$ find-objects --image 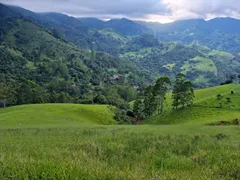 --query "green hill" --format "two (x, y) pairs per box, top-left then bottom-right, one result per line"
(0, 104), (116, 128)
(143, 84), (240, 125)
(121, 42), (240, 87)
